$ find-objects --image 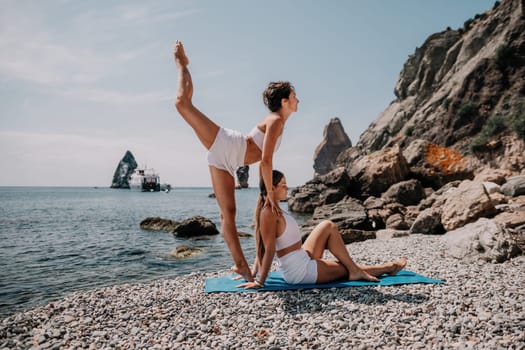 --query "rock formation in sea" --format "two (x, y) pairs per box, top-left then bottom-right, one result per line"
(313, 117), (352, 176)
(236, 165), (249, 189)
(288, 0), (525, 263)
(110, 150), (137, 189)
